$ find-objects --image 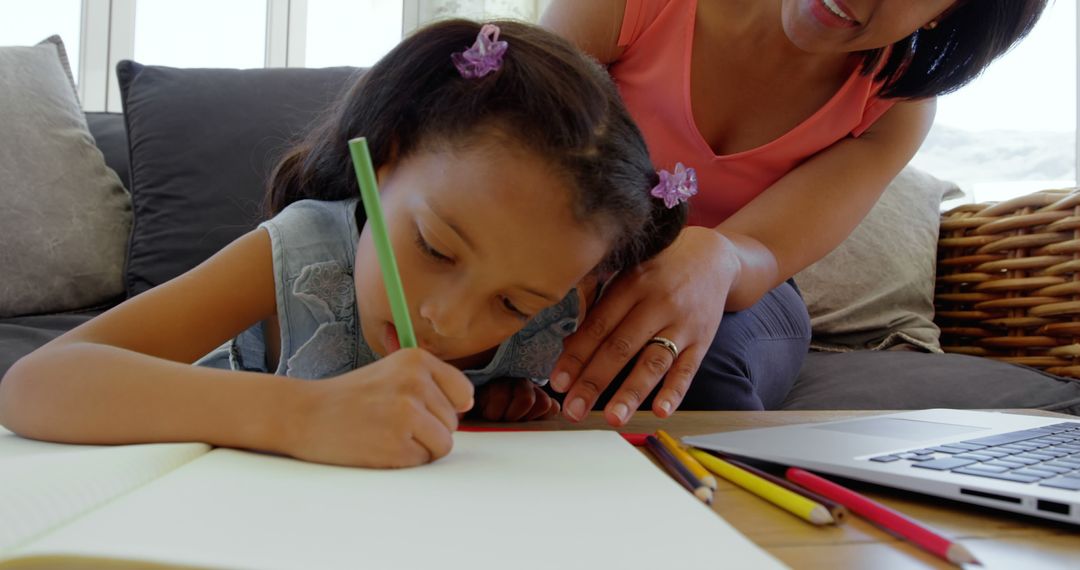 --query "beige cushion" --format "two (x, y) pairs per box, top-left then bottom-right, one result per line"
(0, 36), (131, 317)
(795, 166), (961, 352)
